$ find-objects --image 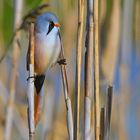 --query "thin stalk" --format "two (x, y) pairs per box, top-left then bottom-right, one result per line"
(94, 0), (100, 140)
(100, 108), (105, 140)
(84, 0), (93, 139)
(84, 97), (92, 140)
(4, 0), (23, 140)
(59, 34), (73, 140)
(105, 85), (113, 140)
(74, 0), (85, 139)
(61, 66), (73, 140)
(27, 23), (35, 140)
